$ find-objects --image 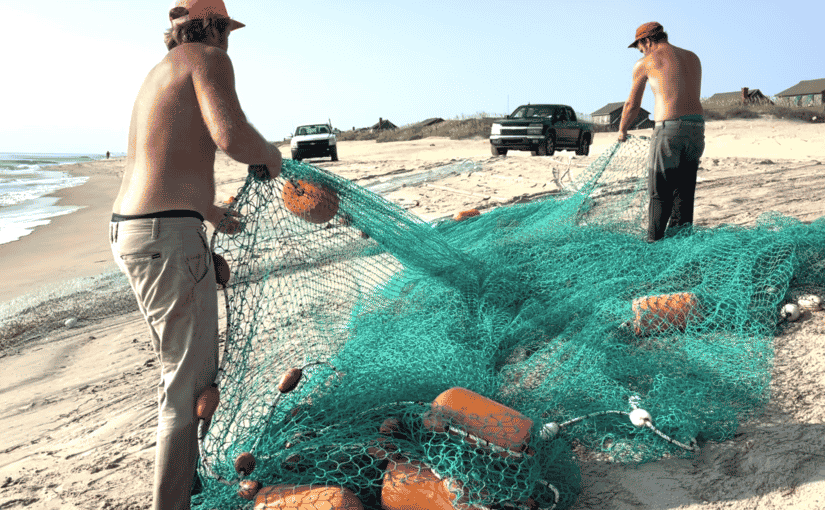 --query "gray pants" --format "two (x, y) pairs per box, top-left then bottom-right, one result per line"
(110, 217), (219, 510)
(647, 118), (705, 241)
